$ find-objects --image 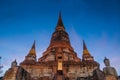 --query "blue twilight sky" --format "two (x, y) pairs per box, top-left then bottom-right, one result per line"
(0, 0), (120, 75)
